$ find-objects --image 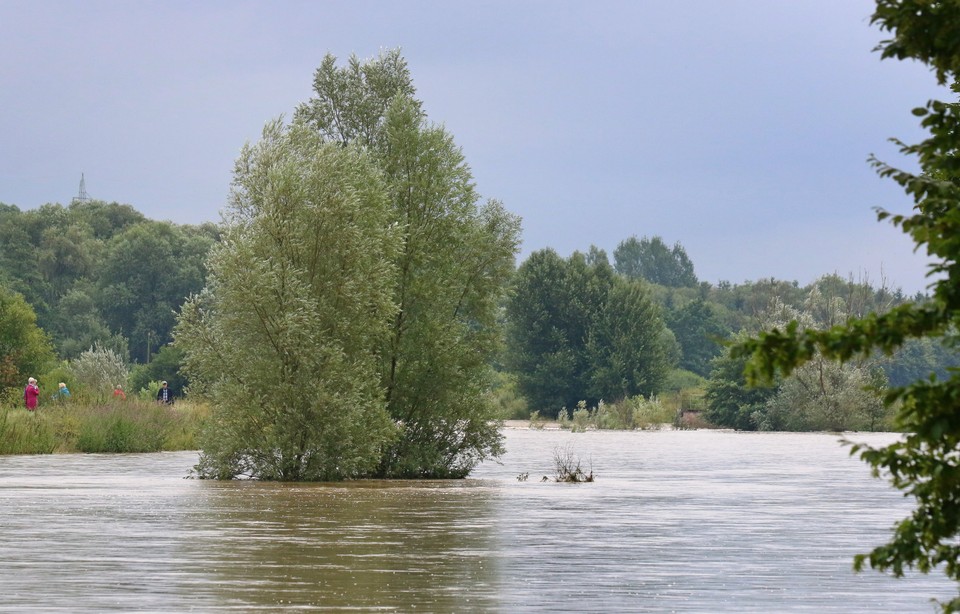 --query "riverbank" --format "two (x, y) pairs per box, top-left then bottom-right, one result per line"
(0, 401), (207, 454)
